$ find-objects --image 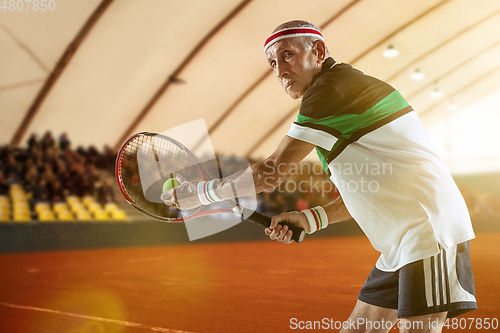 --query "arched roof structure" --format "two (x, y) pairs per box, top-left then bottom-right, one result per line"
(2, 0), (500, 173)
